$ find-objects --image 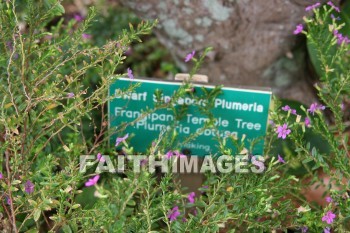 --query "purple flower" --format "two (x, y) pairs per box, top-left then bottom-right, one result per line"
(305, 117), (311, 127)
(333, 30), (350, 45)
(174, 150), (186, 158)
(182, 217), (188, 222)
(278, 154), (286, 163)
(165, 150), (185, 159)
(165, 150), (174, 159)
(185, 50), (195, 62)
(294, 24), (303, 35)
(140, 159), (148, 167)
(269, 120), (275, 126)
(124, 47), (132, 56)
(200, 185), (208, 194)
(74, 14), (84, 22)
(67, 92), (75, 98)
(326, 196), (333, 203)
(127, 67), (134, 79)
(281, 105), (297, 115)
(82, 33), (92, 39)
(0, 172), (3, 179)
(301, 226), (308, 233)
(322, 211), (336, 224)
(331, 14), (341, 20)
(115, 133), (129, 147)
(340, 103), (345, 110)
(324, 227), (331, 233)
(276, 124), (291, 139)
(97, 153), (105, 163)
(6, 196), (11, 205)
(281, 105), (291, 111)
(167, 206), (180, 222)
(188, 192), (196, 203)
(305, 2), (321, 11)
(85, 175), (100, 187)
(192, 208), (198, 216)
(307, 103), (326, 115)
(327, 1), (340, 12)
(24, 180), (34, 194)
(6, 41), (13, 51)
